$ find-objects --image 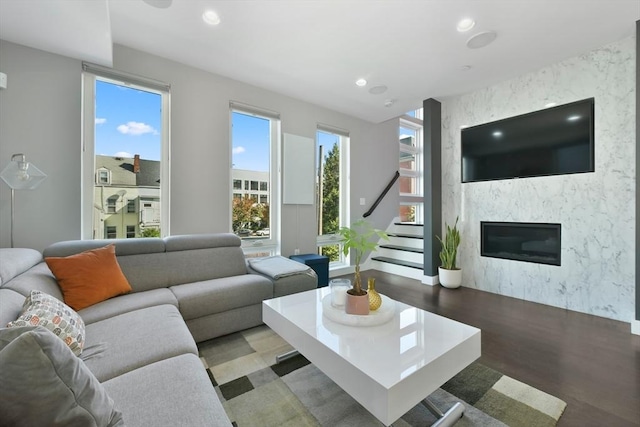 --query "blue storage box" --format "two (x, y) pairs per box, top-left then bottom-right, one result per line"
(289, 254), (329, 287)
